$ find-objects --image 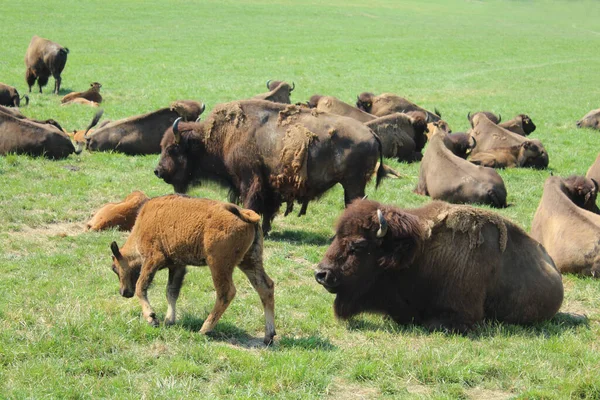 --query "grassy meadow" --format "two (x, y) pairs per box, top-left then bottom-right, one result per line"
(1, 0), (600, 398)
